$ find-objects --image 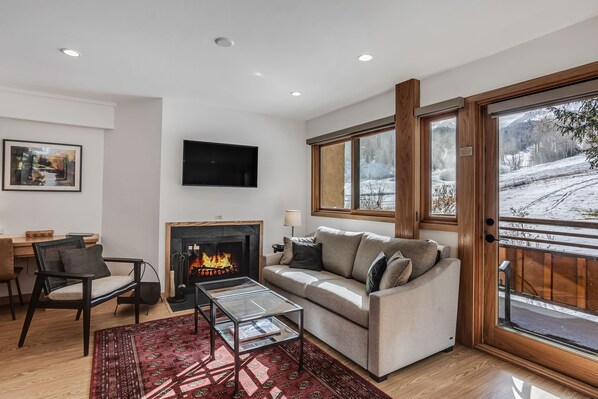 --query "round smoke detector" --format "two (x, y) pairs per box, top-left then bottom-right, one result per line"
(214, 37), (234, 47)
